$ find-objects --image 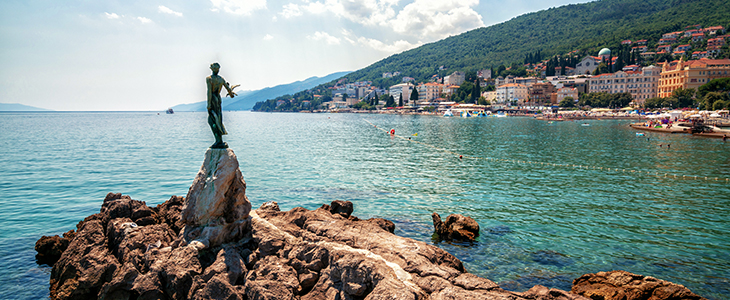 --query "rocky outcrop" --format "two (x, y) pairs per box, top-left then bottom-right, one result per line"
(35, 230), (75, 266)
(572, 270), (706, 300)
(42, 193), (590, 300)
(181, 148), (252, 249)
(431, 212), (480, 242)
